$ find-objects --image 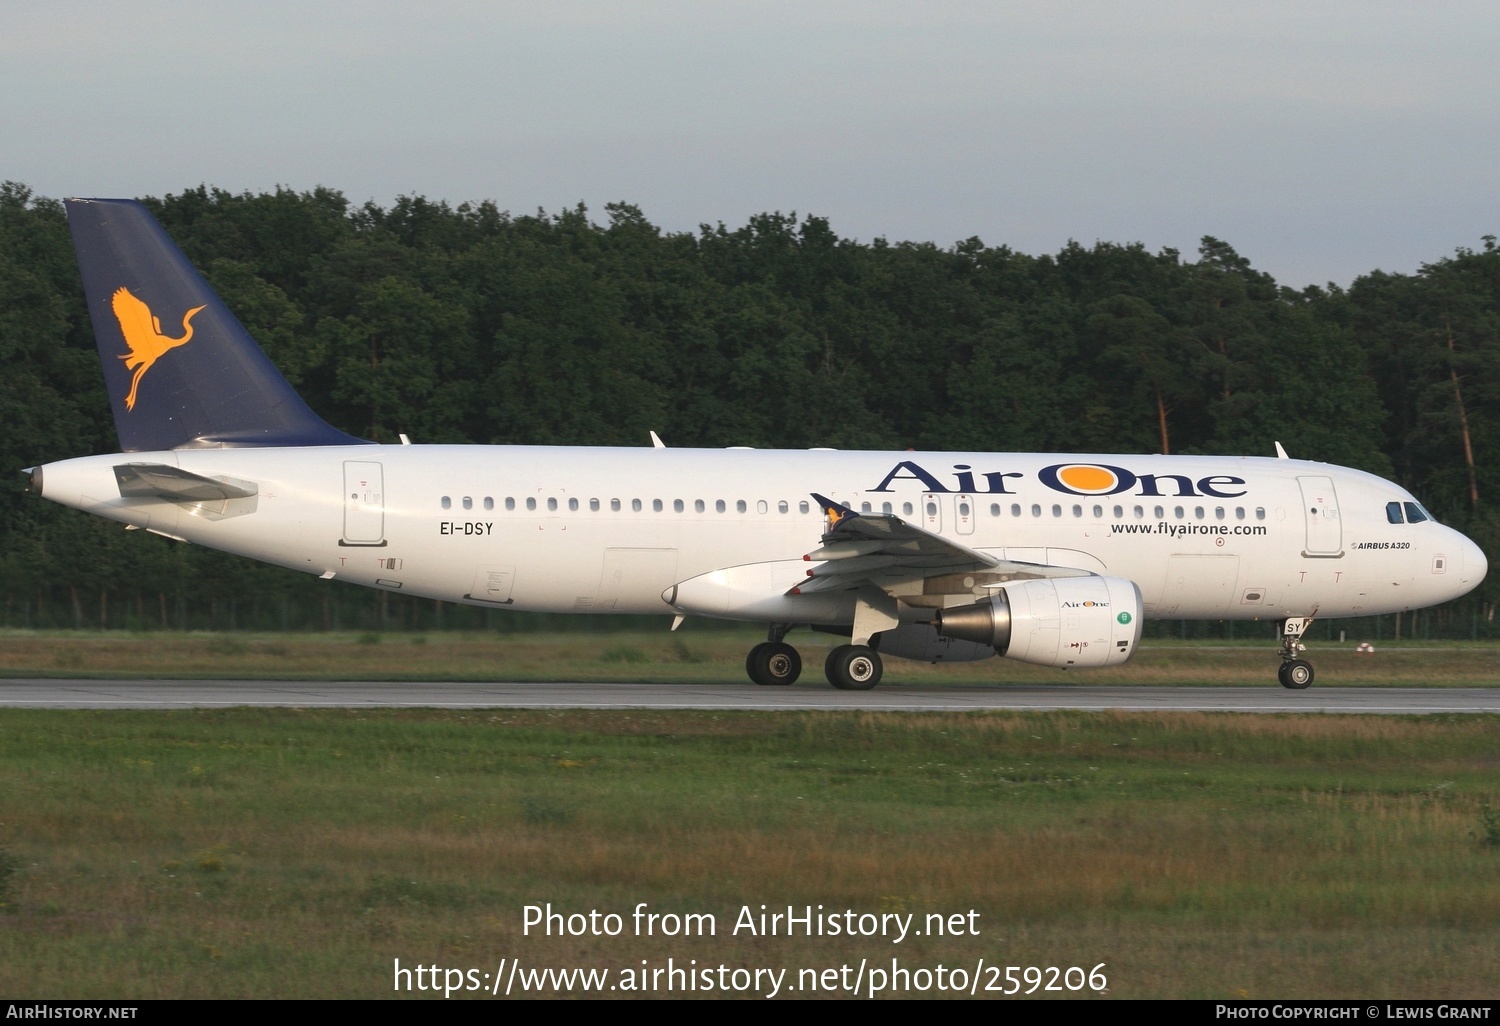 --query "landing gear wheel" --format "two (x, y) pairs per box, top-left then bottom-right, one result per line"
(760, 642), (801, 685)
(747, 642), (801, 685)
(1278, 659), (1314, 690)
(824, 644), (883, 690)
(745, 643), (770, 685)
